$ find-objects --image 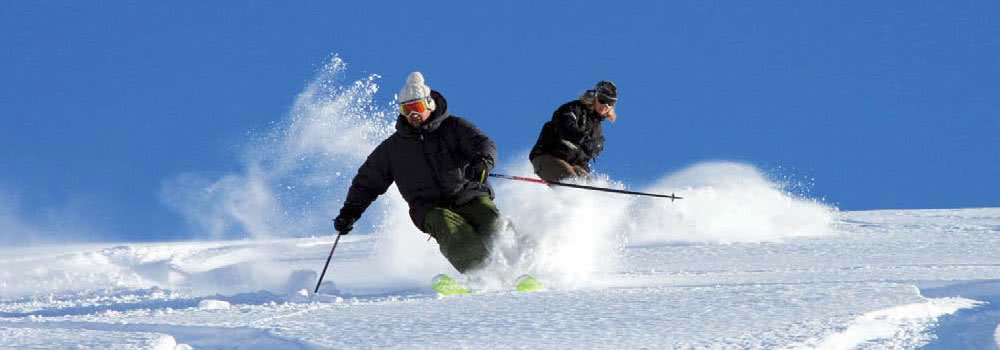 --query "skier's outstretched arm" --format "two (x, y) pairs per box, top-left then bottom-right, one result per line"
(334, 145), (393, 234)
